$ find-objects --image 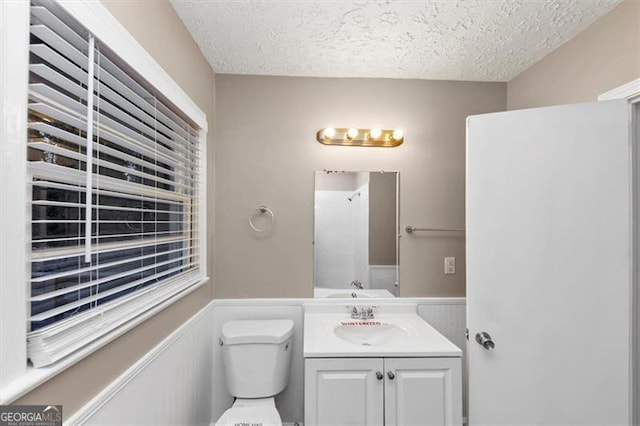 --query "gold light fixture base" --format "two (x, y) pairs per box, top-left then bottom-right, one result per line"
(316, 128), (404, 147)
